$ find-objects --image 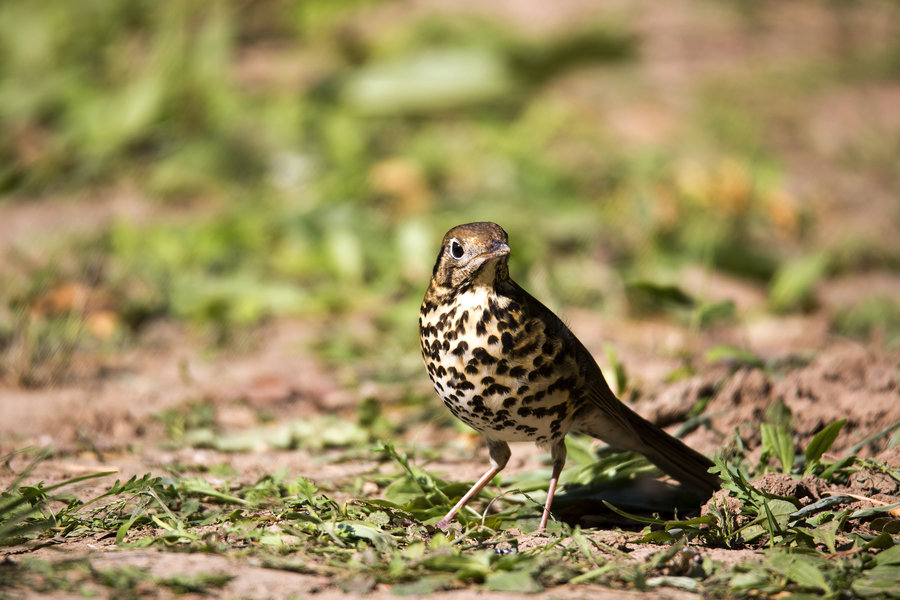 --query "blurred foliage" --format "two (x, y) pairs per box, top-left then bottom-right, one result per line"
(0, 0), (899, 380)
(834, 297), (900, 349)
